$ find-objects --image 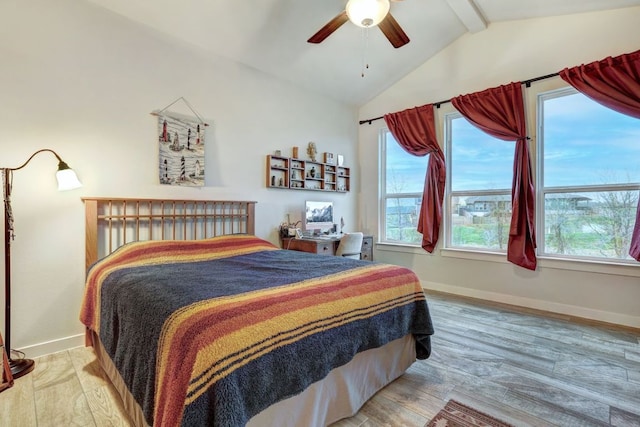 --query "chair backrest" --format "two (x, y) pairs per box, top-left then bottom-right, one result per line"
(335, 232), (364, 259)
